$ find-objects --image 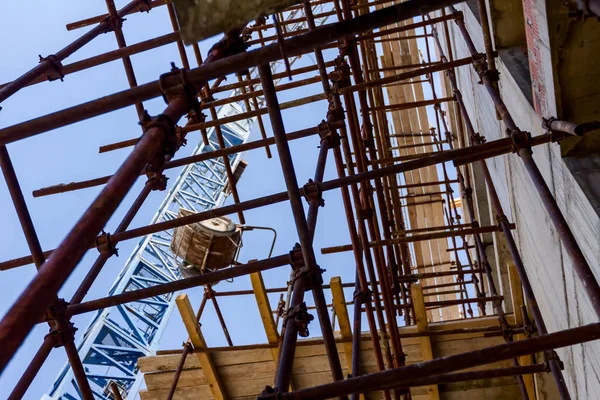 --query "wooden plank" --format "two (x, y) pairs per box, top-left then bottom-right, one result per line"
(219, 360), (275, 381)
(212, 348), (273, 367)
(140, 385), (213, 400)
(138, 353), (201, 373)
(225, 377), (274, 397)
(443, 384), (521, 400)
(411, 283), (441, 400)
(508, 263), (536, 399)
(330, 277), (354, 373)
(145, 369), (207, 390)
(250, 271), (280, 362)
(176, 294), (228, 400)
